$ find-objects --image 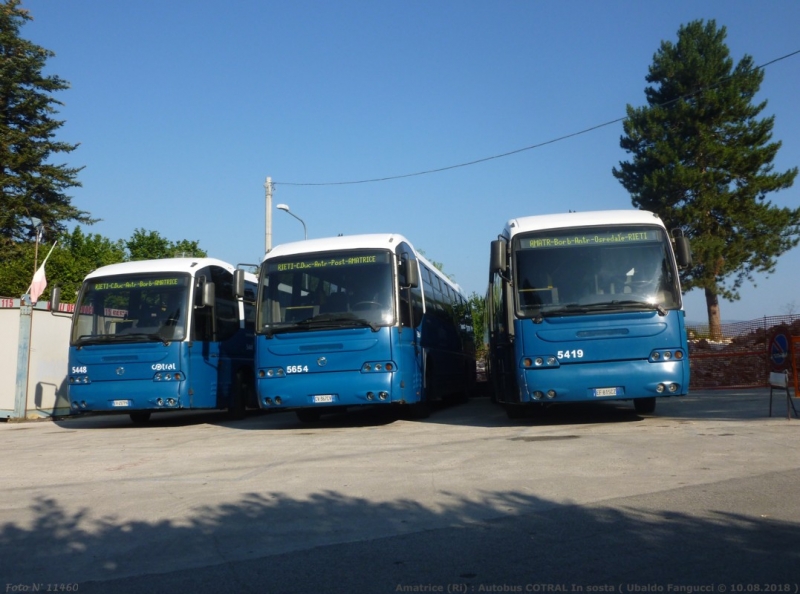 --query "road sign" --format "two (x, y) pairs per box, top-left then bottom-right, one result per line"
(770, 331), (790, 372)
